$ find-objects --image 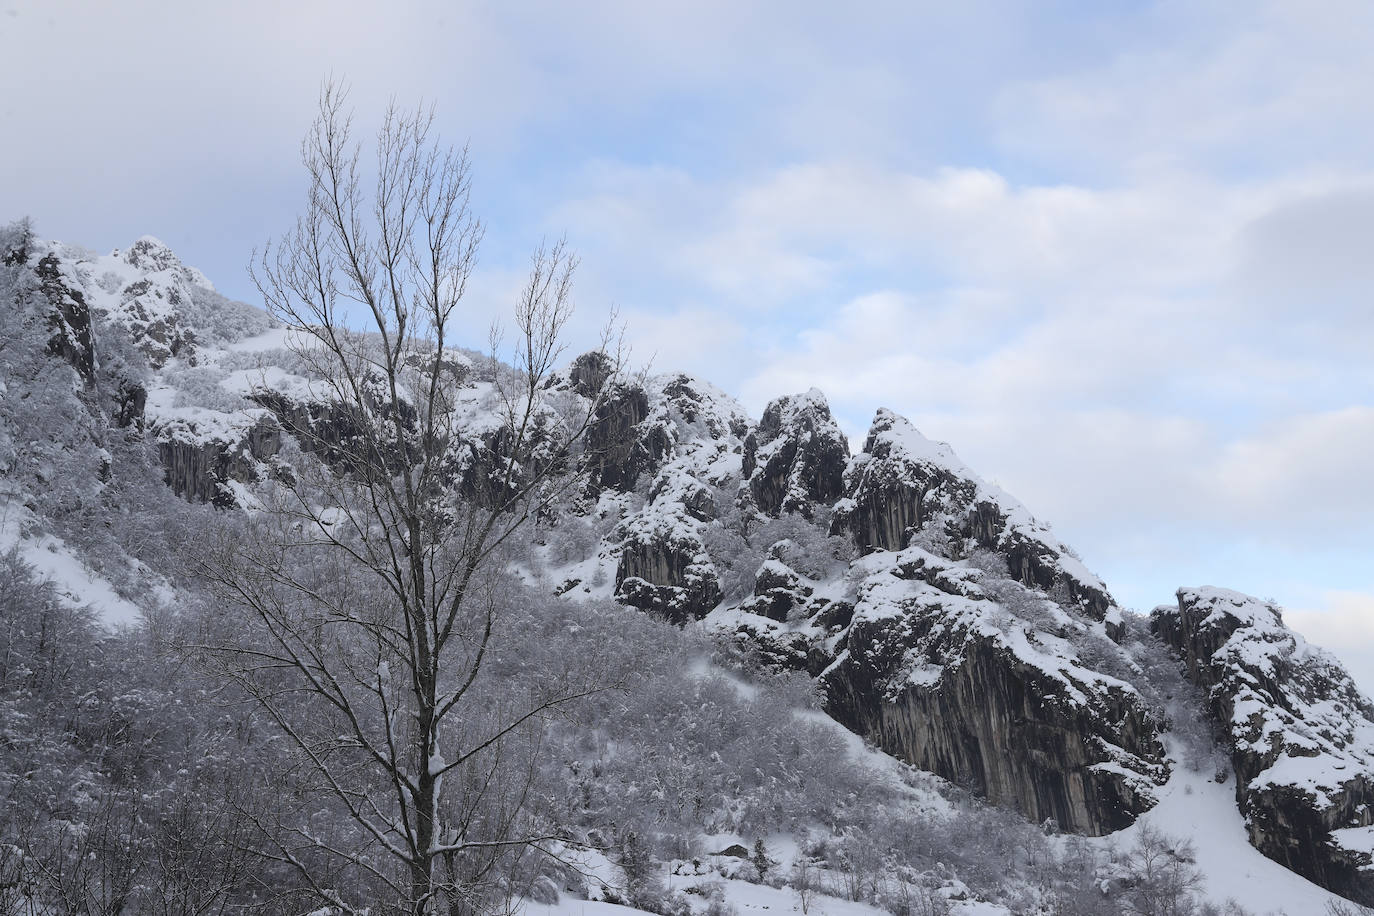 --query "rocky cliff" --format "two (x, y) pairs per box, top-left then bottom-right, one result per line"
(1153, 587), (1374, 901)
(820, 545), (1165, 834)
